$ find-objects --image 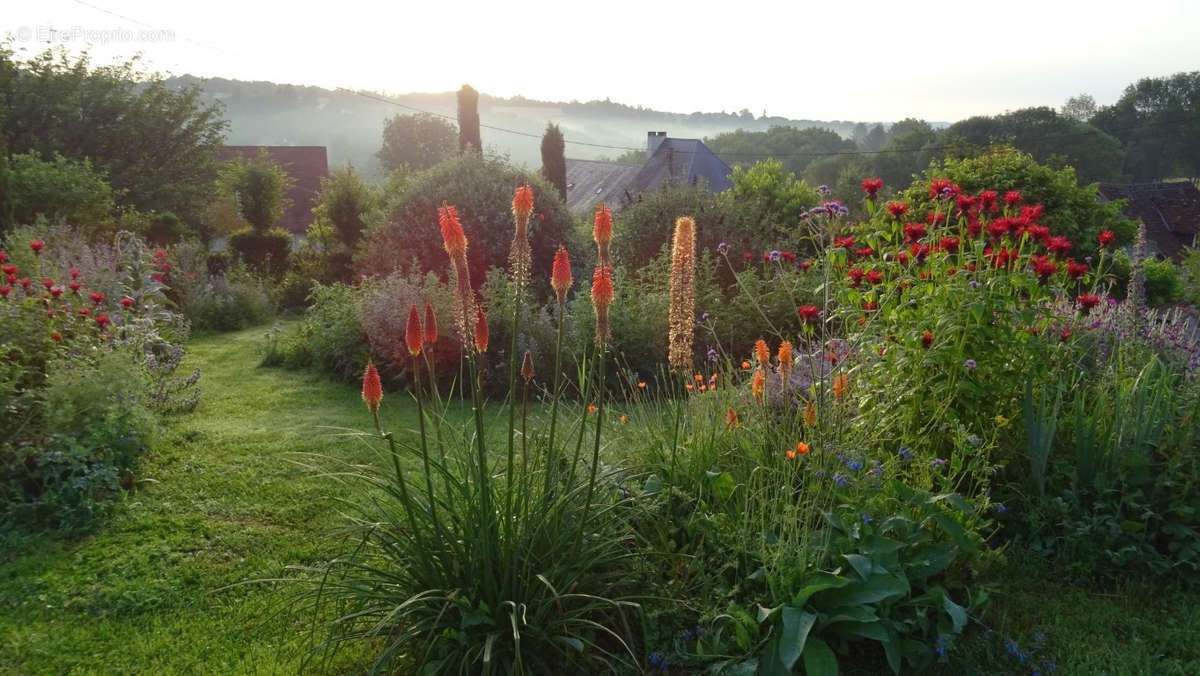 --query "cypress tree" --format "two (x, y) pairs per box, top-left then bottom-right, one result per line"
(457, 84), (482, 154)
(541, 123), (567, 202)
